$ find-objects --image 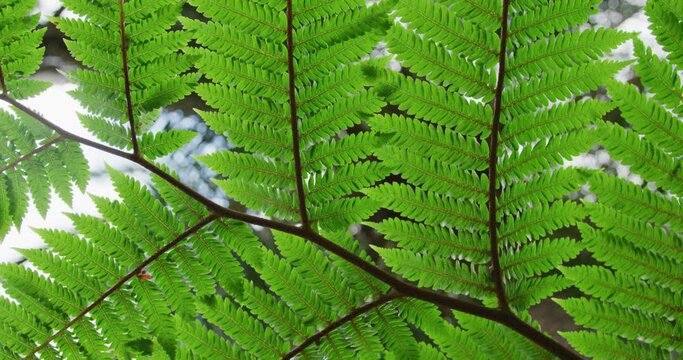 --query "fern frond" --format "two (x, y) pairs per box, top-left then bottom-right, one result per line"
(505, 275), (571, 311)
(375, 247), (494, 300)
(176, 318), (246, 359)
(300, 88), (385, 142)
(558, 298), (682, 351)
(399, 300), (485, 360)
(56, 0), (195, 152)
(0, 111), (89, 233)
(367, 0), (629, 326)
(589, 172), (683, 233)
(633, 40), (683, 117)
(370, 114), (488, 171)
(309, 197), (380, 231)
(498, 201), (585, 245)
(562, 331), (669, 360)
(139, 130), (196, 159)
(0, 2), (89, 237)
(508, 0), (601, 43)
(377, 147), (488, 202)
(597, 123), (683, 196)
(291, 0), (365, 27)
(197, 296), (288, 358)
(200, 151), (294, 188)
(497, 168), (584, 213)
(197, 87), (288, 129)
(258, 250), (334, 325)
(377, 74), (493, 137)
(500, 100), (613, 147)
(394, 0), (499, 65)
(562, 265), (683, 321)
(0, 0), (48, 98)
(607, 81), (683, 158)
(387, 27), (496, 100)
(275, 231), (360, 308)
(501, 238), (581, 279)
(365, 183), (487, 230)
(293, 1), (390, 53)
(238, 281), (314, 343)
(502, 61), (627, 115)
(183, 18), (286, 71)
(587, 203), (682, 262)
(296, 32), (380, 84)
(497, 130), (598, 183)
(581, 225), (683, 292)
(508, 28), (631, 79)
(367, 219), (489, 263)
(302, 132), (377, 171)
(305, 162), (389, 205)
(645, 0), (683, 67)
(456, 312), (552, 359)
(2, 0), (670, 358)
(215, 180), (299, 220)
(191, 0), (389, 235)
